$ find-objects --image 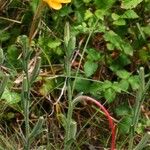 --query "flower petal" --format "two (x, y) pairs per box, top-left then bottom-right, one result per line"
(54, 0), (71, 3)
(43, 0), (62, 10)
